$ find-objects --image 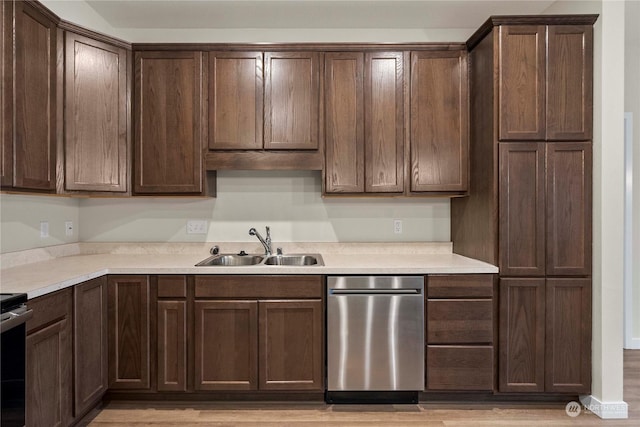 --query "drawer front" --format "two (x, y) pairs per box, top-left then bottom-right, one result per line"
(427, 274), (494, 298)
(426, 345), (494, 391)
(427, 299), (493, 343)
(157, 275), (187, 298)
(195, 275), (323, 299)
(27, 288), (73, 334)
